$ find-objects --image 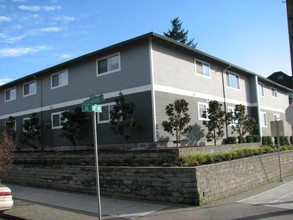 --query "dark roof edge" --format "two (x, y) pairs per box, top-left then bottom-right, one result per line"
(1, 31), (292, 92)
